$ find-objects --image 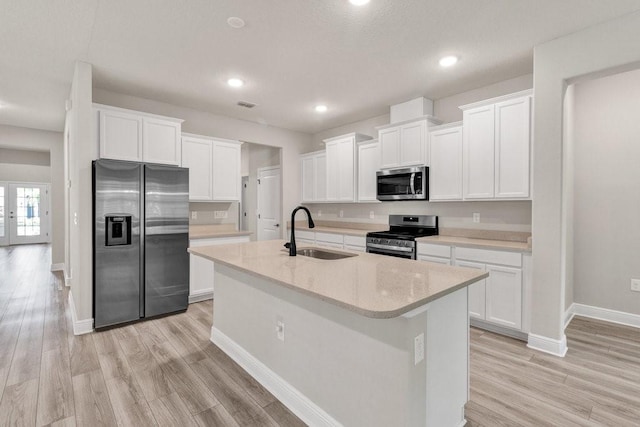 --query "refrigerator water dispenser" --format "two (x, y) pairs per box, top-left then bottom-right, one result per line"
(105, 215), (131, 246)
